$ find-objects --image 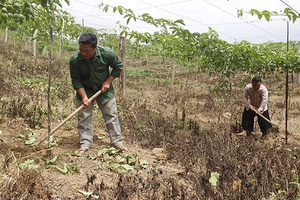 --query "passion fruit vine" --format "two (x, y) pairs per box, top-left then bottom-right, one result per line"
(0, 2), (34, 23)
